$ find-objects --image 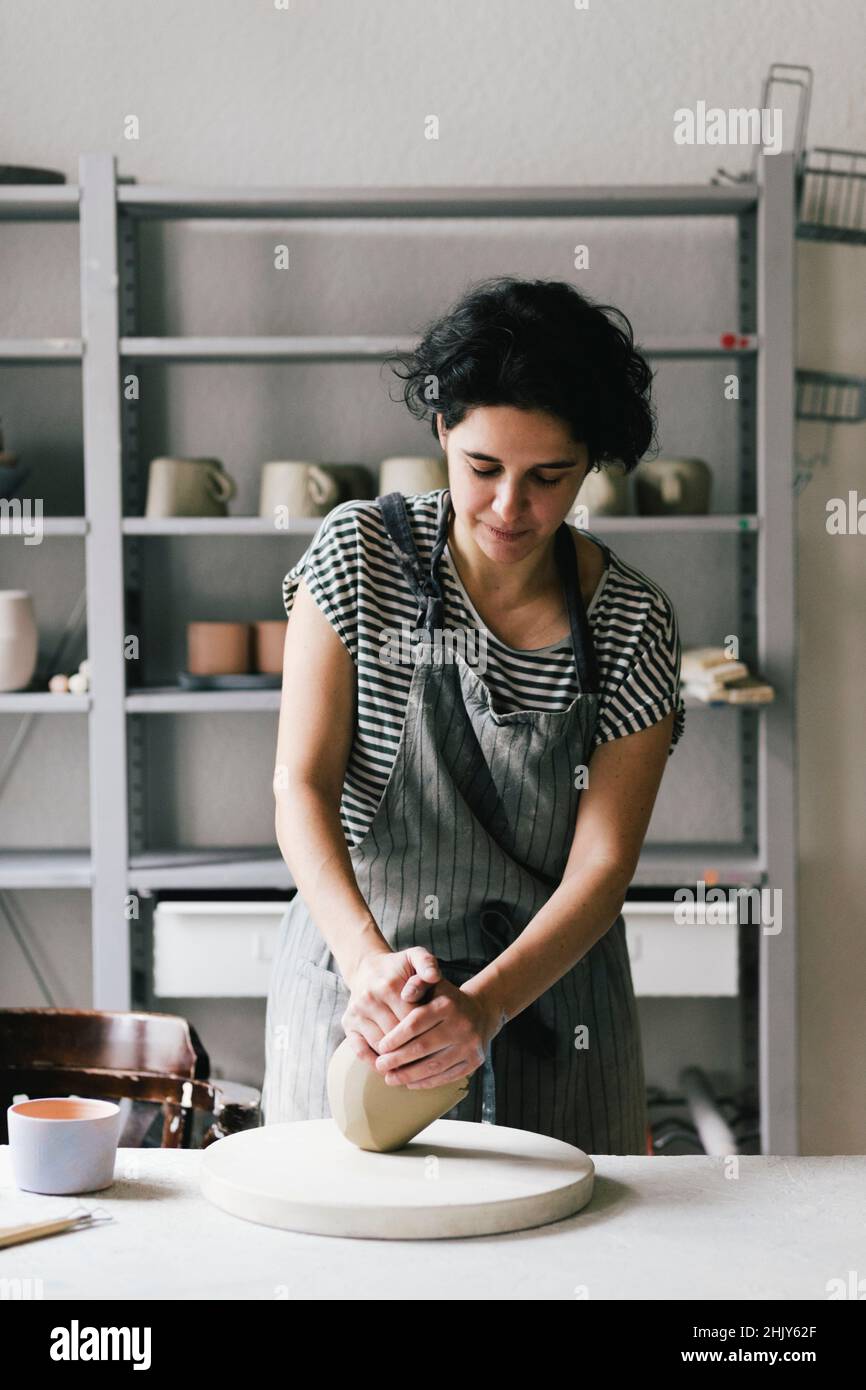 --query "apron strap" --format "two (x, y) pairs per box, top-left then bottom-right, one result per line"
(378, 490), (446, 633)
(555, 522), (601, 695)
